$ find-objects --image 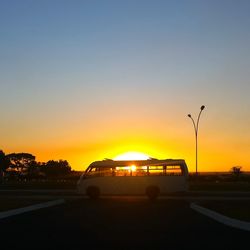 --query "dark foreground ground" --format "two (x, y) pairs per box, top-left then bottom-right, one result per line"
(0, 198), (249, 249)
